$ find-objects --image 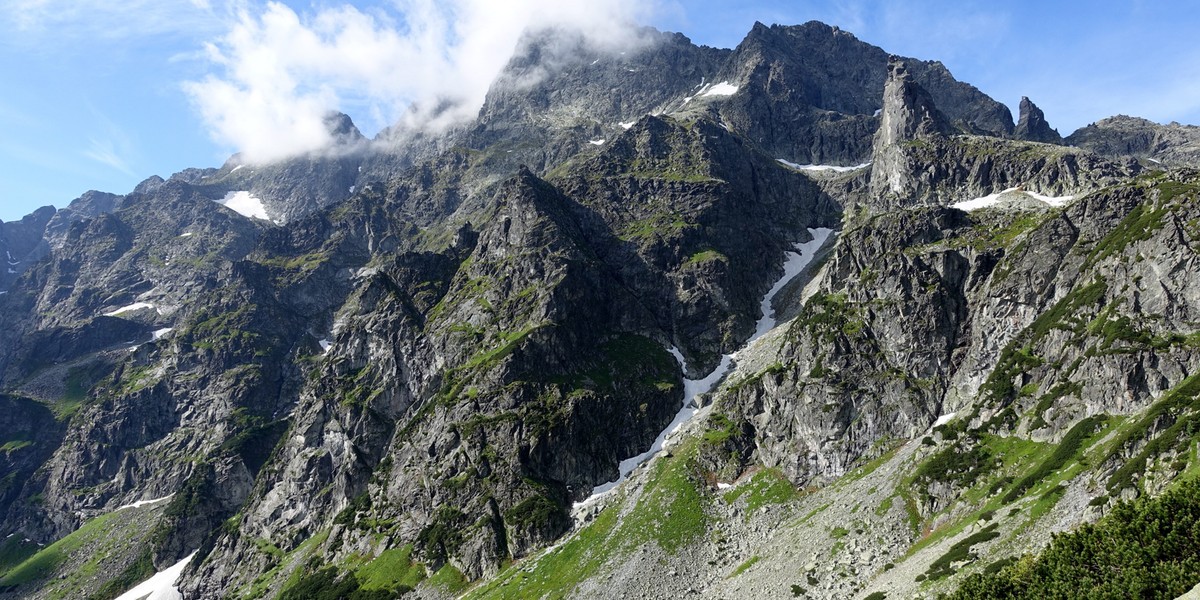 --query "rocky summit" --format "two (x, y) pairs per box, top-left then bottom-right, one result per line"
(1, 18), (1199, 600)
